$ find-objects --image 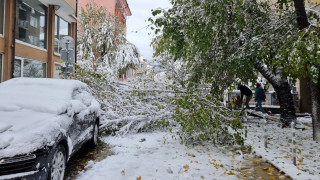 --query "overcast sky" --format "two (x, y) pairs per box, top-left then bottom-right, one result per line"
(126, 0), (172, 61)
